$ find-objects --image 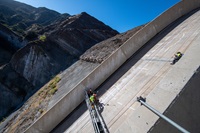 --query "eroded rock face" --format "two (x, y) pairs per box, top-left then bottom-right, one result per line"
(0, 64), (34, 119)
(0, 25), (26, 49)
(10, 40), (70, 88)
(11, 44), (55, 87)
(10, 12), (118, 89)
(0, 24), (27, 66)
